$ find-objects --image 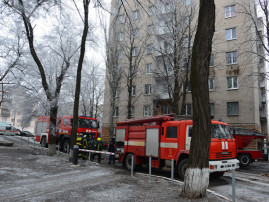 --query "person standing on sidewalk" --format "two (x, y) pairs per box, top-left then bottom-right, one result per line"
(108, 140), (115, 164)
